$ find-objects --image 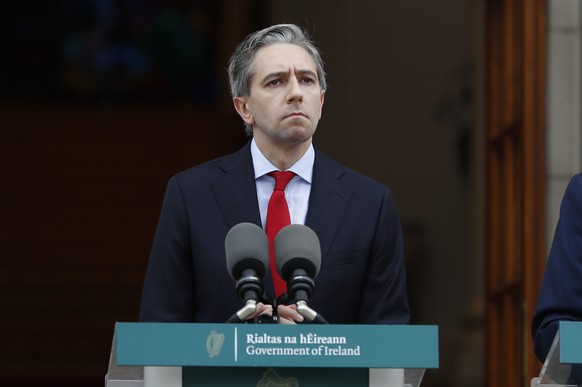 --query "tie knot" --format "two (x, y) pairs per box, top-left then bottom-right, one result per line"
(269, 171), (295, 191)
